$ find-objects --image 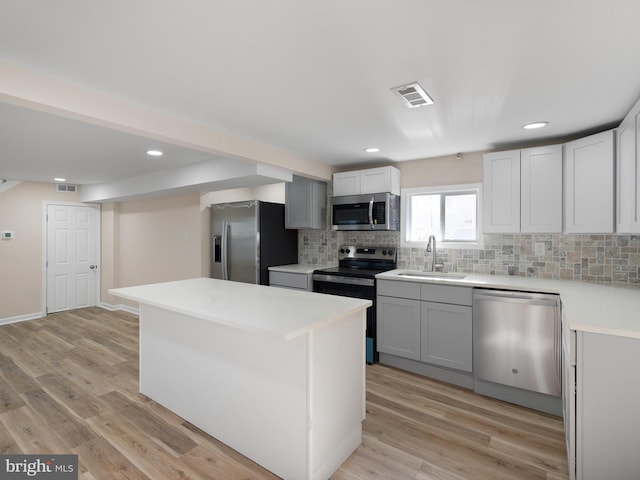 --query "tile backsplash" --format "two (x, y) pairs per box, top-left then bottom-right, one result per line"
(299, 229), (640, 285)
